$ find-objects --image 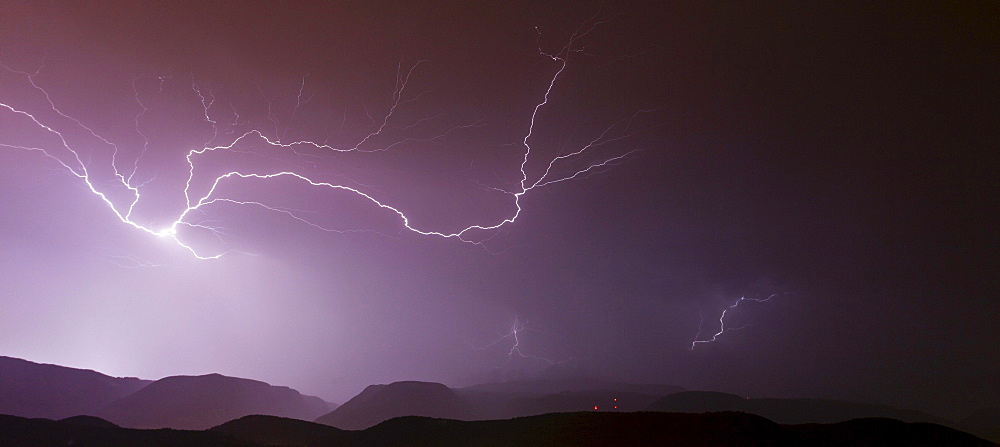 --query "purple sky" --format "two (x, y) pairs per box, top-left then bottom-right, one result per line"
(0, 2), (994, 418)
